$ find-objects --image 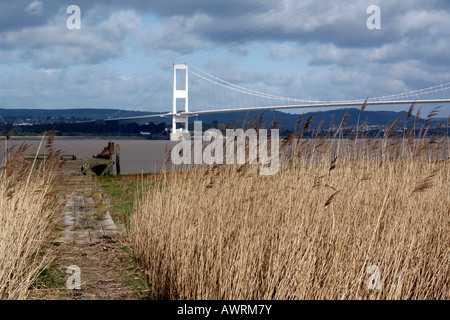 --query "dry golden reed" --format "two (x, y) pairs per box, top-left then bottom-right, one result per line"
(130, 110), (449, 300)
(0, 139), (60, 300)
